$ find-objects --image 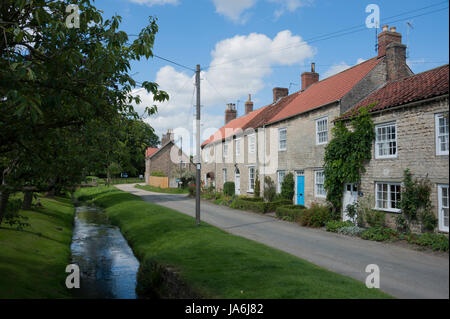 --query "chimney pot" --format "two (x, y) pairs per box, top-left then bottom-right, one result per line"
(390, 26), (396, 32)
(301, 63), (319, 90)
(382, 25), (388, 32)
(245, 93), (254, 115)
(225, 103), (237, 124)
(377, 25), (402, 58)
(273, 88), (289, 103)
